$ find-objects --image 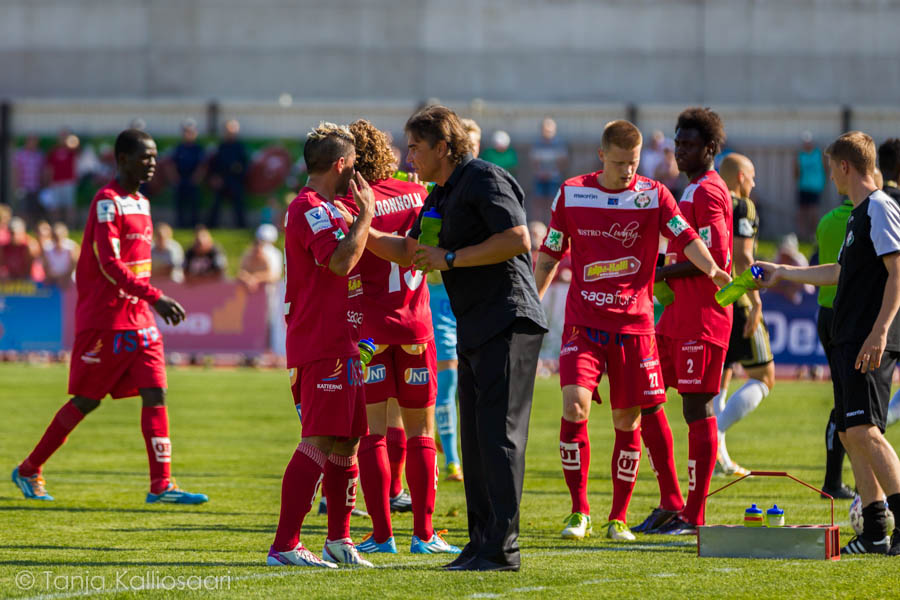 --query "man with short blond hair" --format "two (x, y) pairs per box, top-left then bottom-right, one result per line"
(758, 131), (900, 555)
(534, 119), (730, 542)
